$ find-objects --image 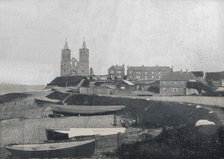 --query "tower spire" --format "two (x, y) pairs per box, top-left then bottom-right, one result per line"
(82, 37), (87, 49)
(64, 38), (69, 49)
